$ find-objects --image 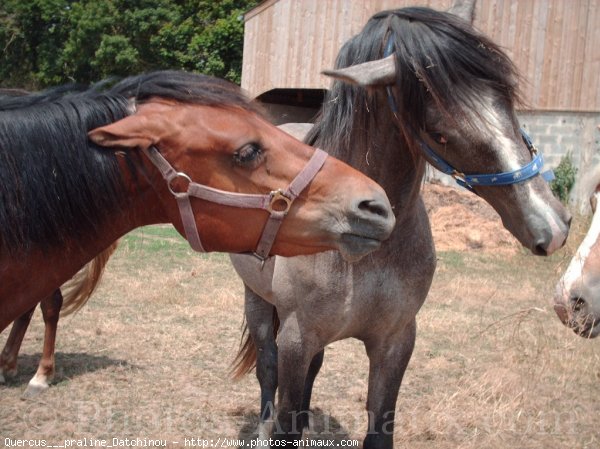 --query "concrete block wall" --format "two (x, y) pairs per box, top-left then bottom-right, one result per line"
(519, 112), (600, 170)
